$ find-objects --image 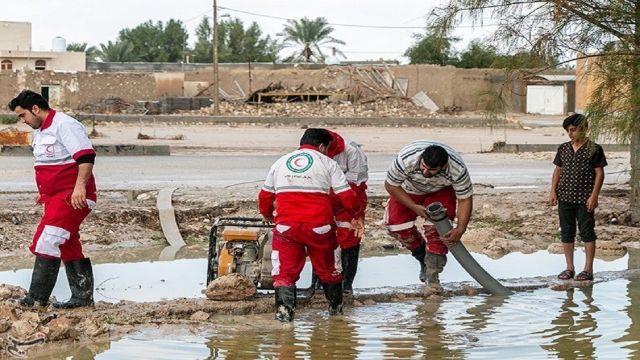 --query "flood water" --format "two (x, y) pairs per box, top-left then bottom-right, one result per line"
(0, 250), (630, 302)
(32, 278), (640, 359)
(102, 279), (640, 360)
(4, 249), (640, 358)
